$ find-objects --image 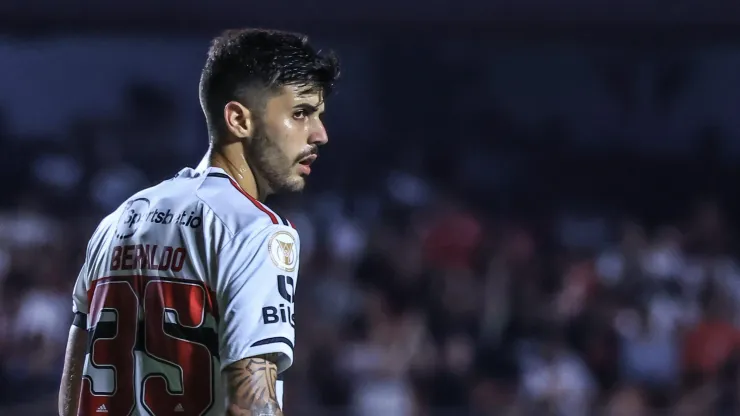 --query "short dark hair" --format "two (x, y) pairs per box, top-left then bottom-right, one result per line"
(199, 28), (340, 136)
